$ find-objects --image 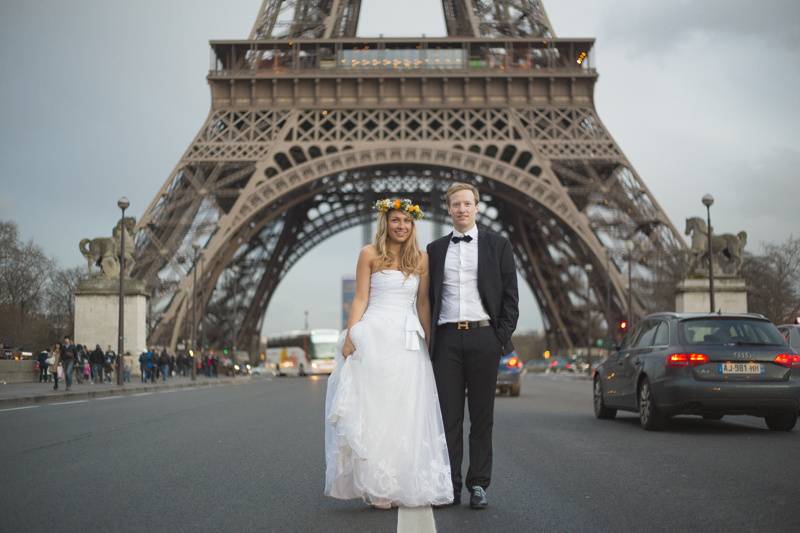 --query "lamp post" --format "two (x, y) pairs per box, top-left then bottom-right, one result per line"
(585, 263), (593, 375)
(116, 197), (129, 386)
(702, 194), (715, 313)
(625, 241), (634, 329)
(191, 244), (201, 381)
(231, 265), (238, 356)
